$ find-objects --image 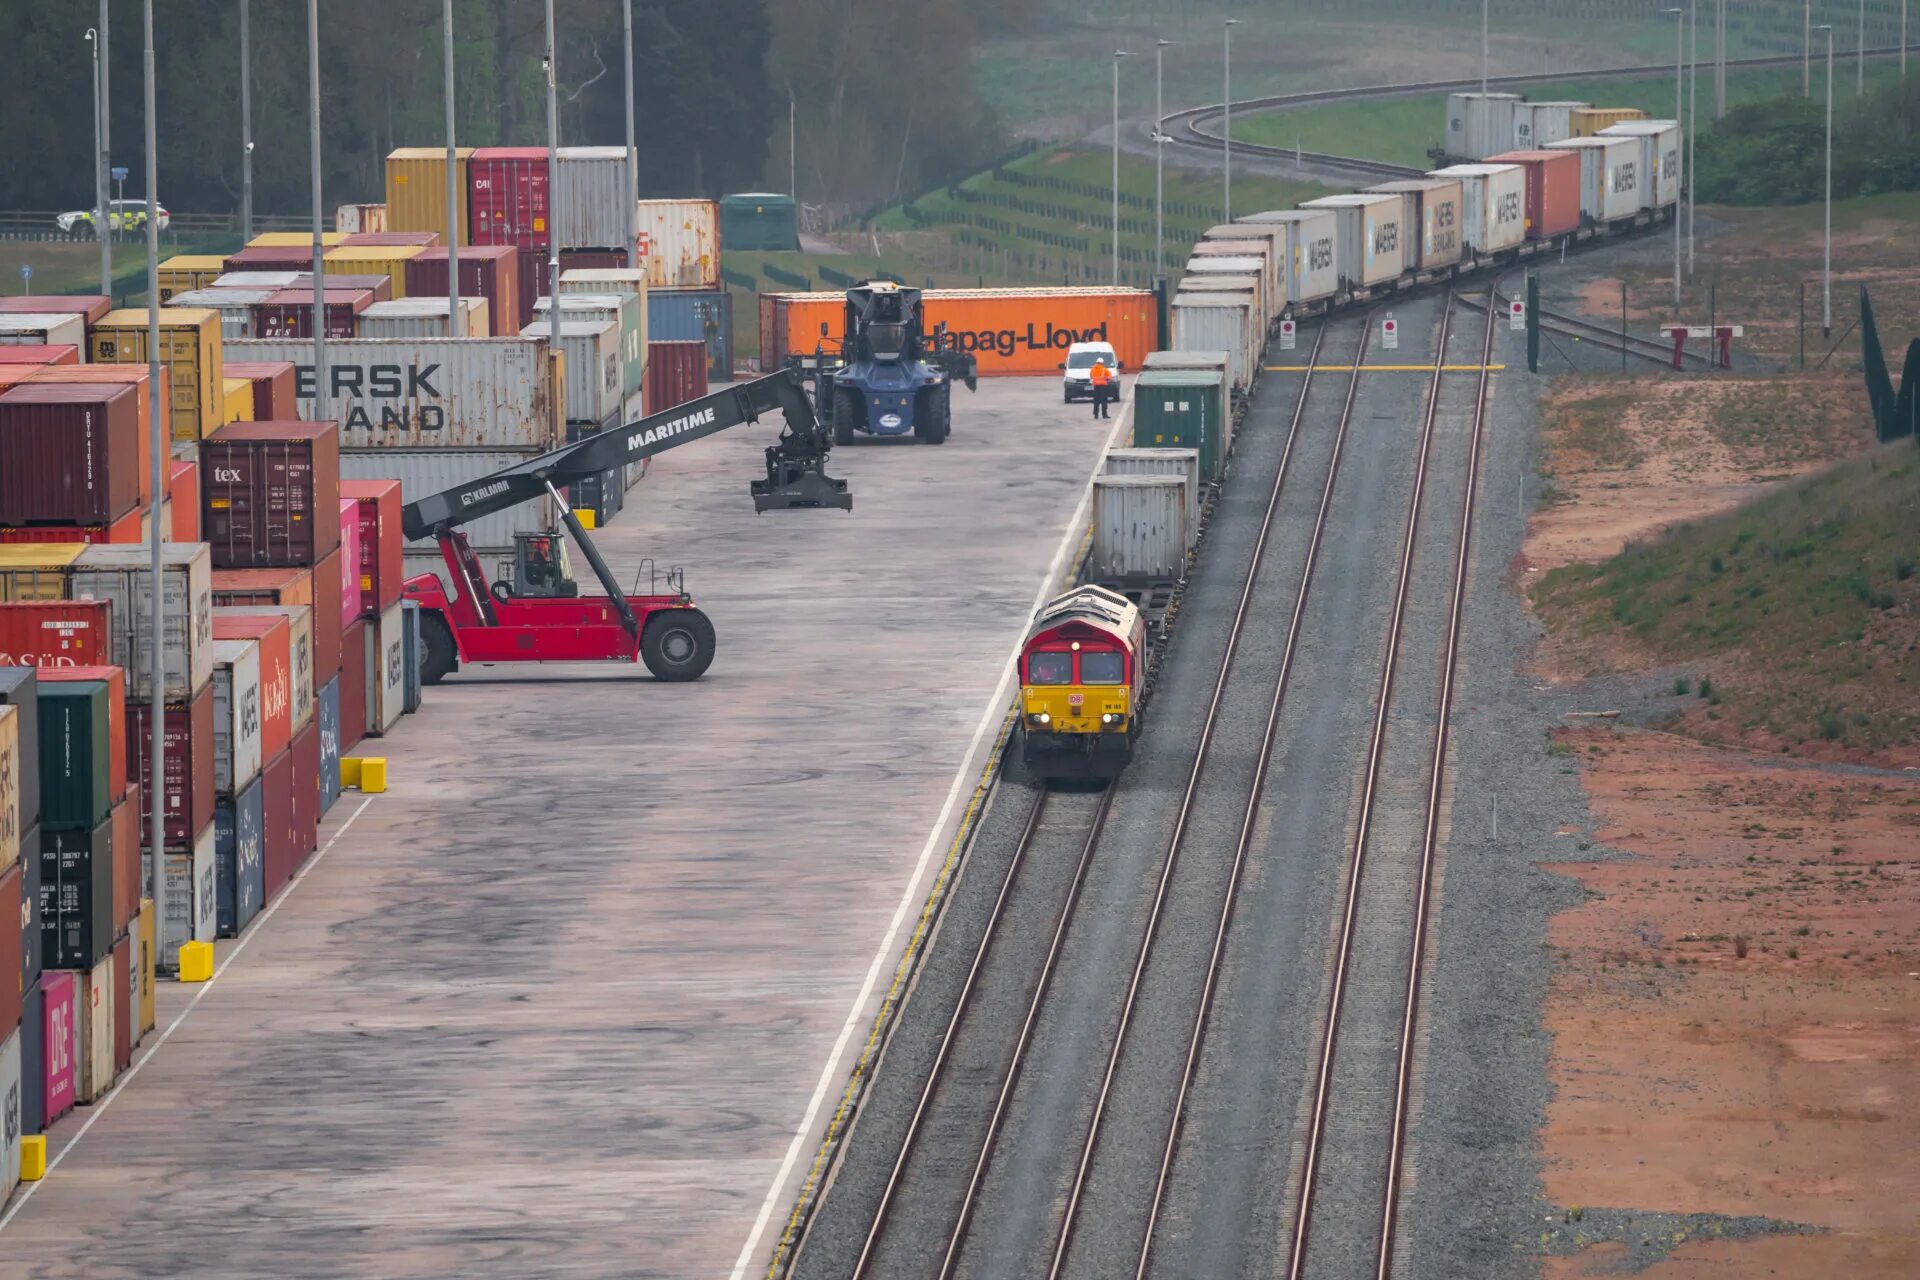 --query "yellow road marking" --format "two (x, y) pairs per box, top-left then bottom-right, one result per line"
(1263, 363), (1507, 372)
